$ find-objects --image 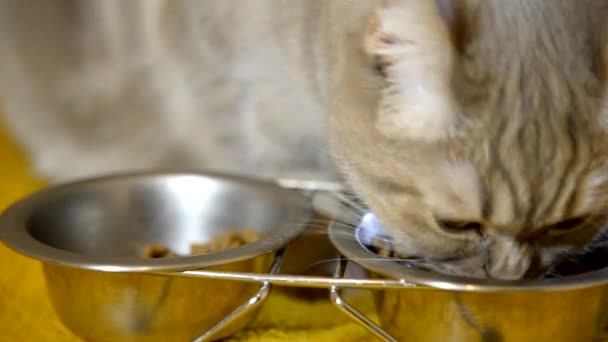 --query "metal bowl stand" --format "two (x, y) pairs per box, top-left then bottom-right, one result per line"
(156, 179), (411, 342)
(158, 246), (407, 342)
